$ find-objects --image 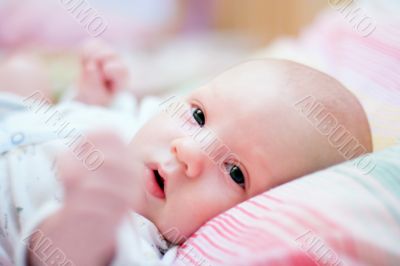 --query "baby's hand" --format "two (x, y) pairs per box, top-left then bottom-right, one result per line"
(76, 40), (129, 106)
(28, 132), (136, 266)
